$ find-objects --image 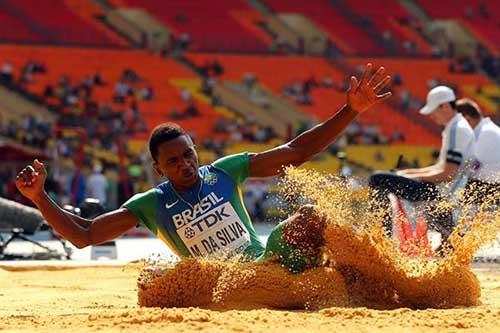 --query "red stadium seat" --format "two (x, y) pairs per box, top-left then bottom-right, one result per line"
(0, 0), (125, 47)
(341, 0), (433, 56)
(265, 0), (385, 55)
(119, 0), (270, 52)
(417, 0), (499, 54)
(0, 10), (41, 43)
